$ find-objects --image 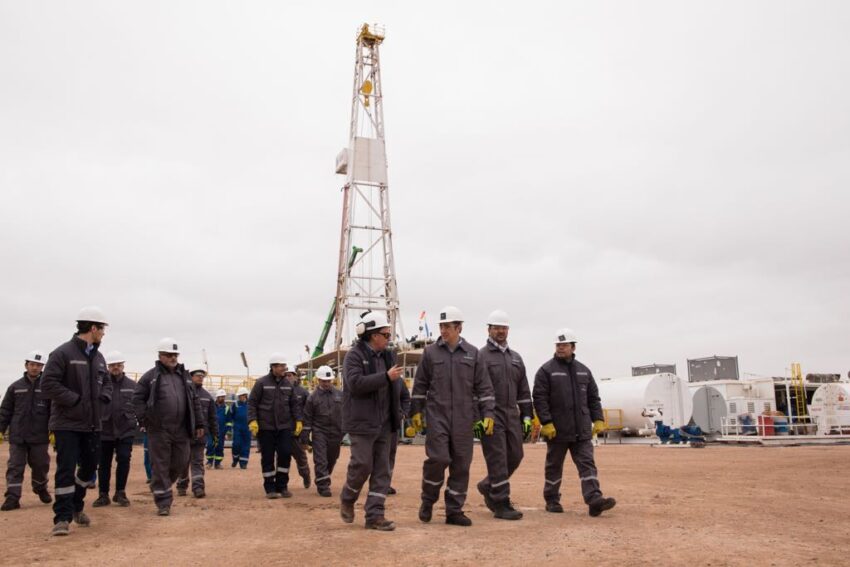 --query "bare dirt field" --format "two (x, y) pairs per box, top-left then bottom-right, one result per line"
(0, 442), (847, 566)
